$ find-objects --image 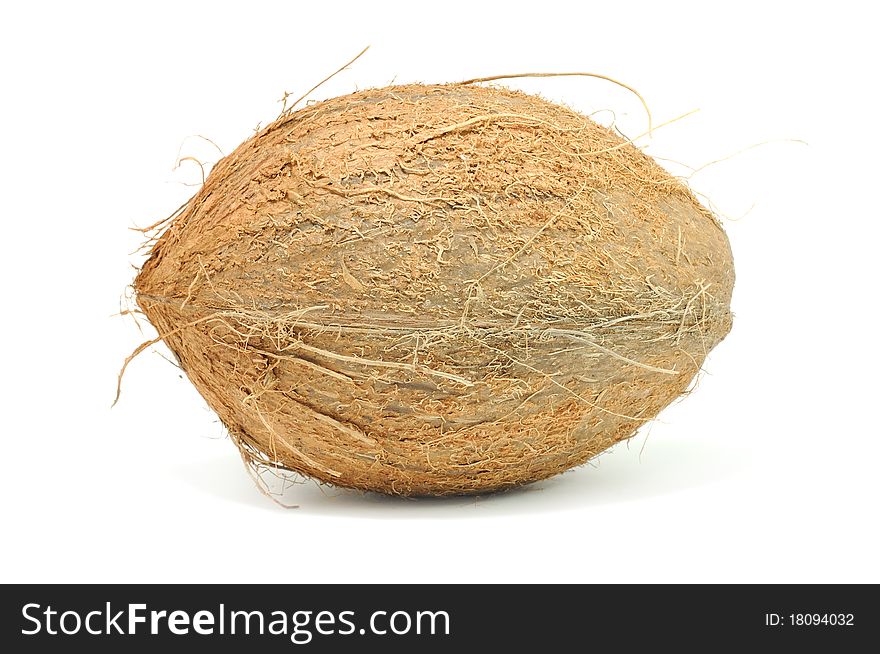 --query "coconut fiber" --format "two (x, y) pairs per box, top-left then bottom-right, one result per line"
(132, 82), (734, 496)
